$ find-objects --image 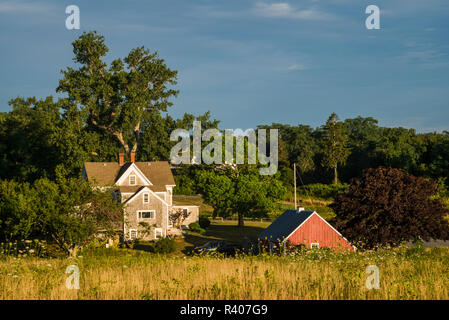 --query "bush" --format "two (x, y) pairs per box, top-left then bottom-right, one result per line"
(189, 222), (206, 234)
(331, 168), (449, 249)
(299, 183), (349, 200)
(0, 239), (48, 258)
(173, 174), (197, 195)
(406, 240), (426, 257)
(153, 238), (176, 254)
(199, 216), (211, 229)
